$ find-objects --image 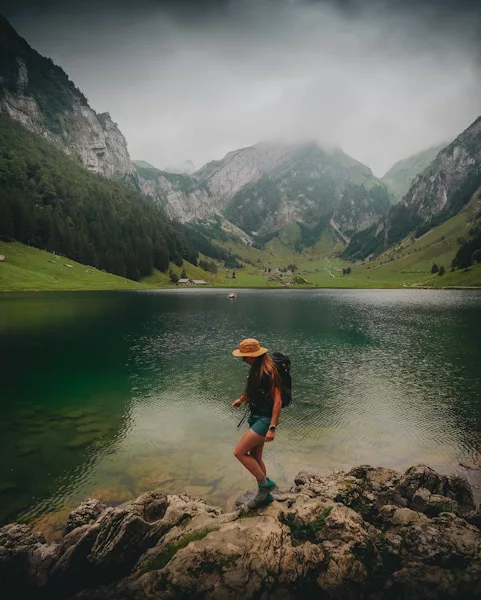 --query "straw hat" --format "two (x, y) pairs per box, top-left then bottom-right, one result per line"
(232, 338), (268, 357)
